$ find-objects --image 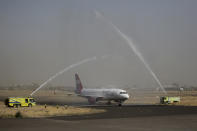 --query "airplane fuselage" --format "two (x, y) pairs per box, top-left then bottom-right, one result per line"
(75, 73), (129, 106)
(80, 88), (129, 101)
